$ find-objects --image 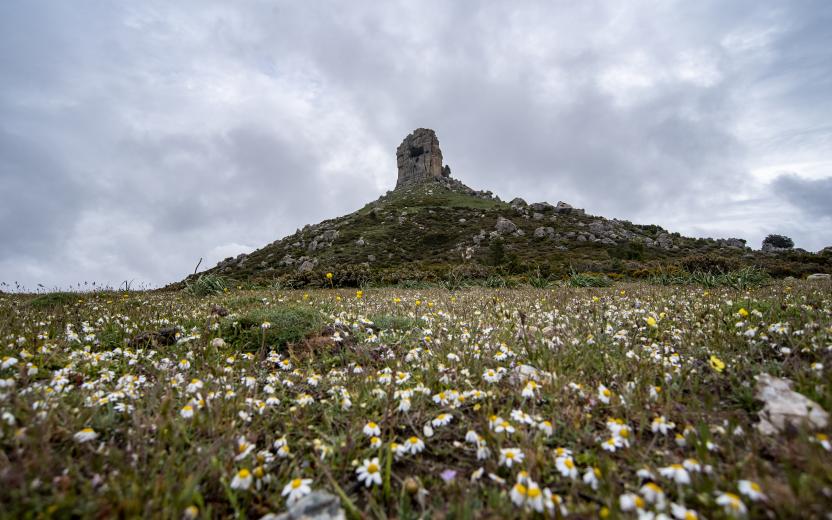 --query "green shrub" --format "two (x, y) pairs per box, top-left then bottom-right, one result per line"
(28, 292), (77, 309)
(527, 267), (553, 288)
(648, 266), (770, 289)
(329, 264), (371, 288)
(184, 274), (227, 297)
(483, 275), (507, 288)
(370, 314), (419, 331)
(223, 305), (324, 351)
(763, 234), (794, 249)
(720, 266), (770, 290)
(568, 271), (612, 287)
(679, 254), (740, 274)
(397, 279), (434, 289)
